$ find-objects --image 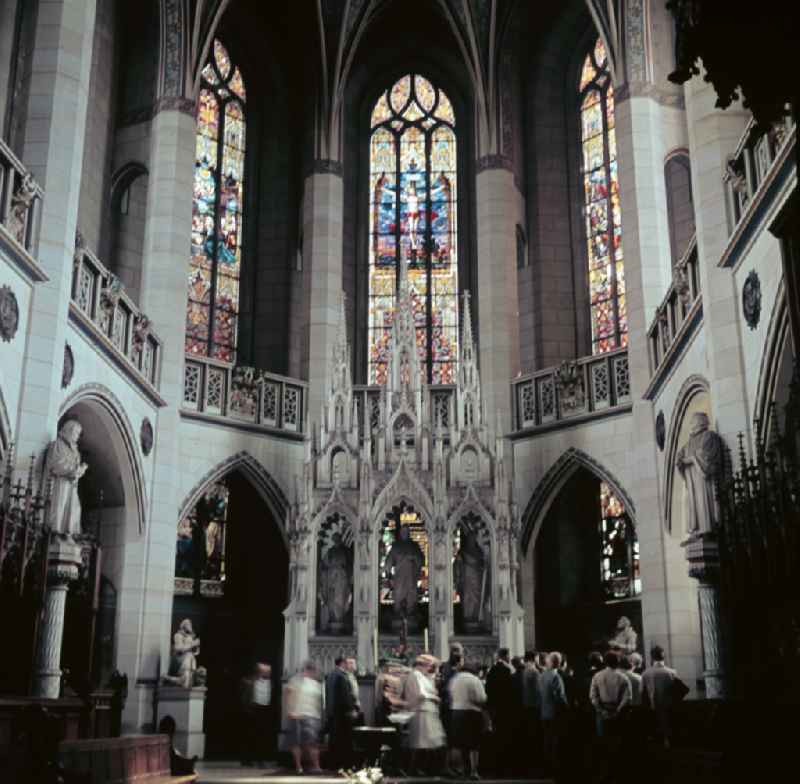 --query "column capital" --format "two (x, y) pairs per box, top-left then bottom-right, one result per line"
(682, 531), (721, 583)
(46, 535), (83, 587)
(476, 154), (512, 174)
(154, 96), (196, 117)
(308, 158), (343, 178)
